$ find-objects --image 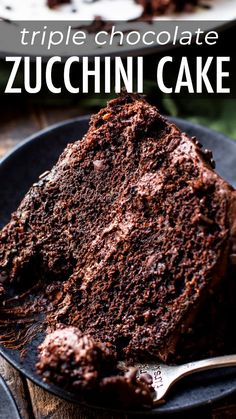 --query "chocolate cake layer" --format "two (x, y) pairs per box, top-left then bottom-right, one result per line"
(0, 94), (235, 365)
